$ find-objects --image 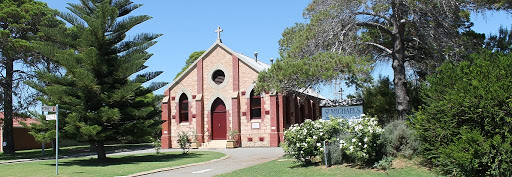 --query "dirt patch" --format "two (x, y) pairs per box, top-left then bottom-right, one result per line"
(392, 158), (410, 169)
(391, 158), (432, 172)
